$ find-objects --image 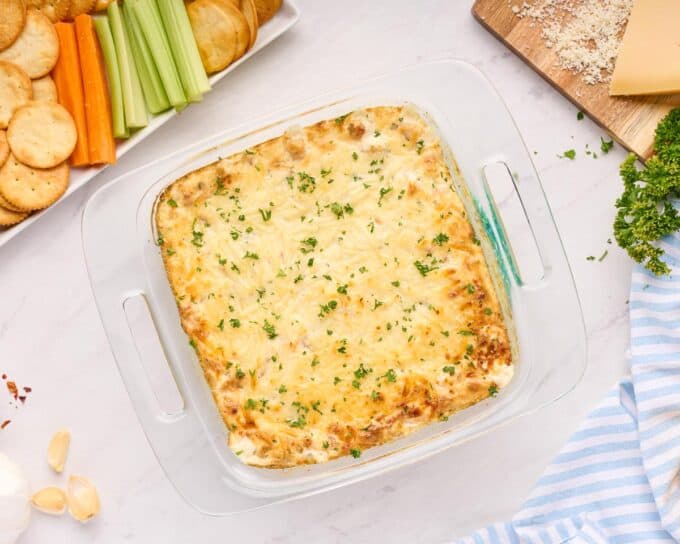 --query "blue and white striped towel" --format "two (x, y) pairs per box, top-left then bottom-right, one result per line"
(460, 233), (680, 544)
